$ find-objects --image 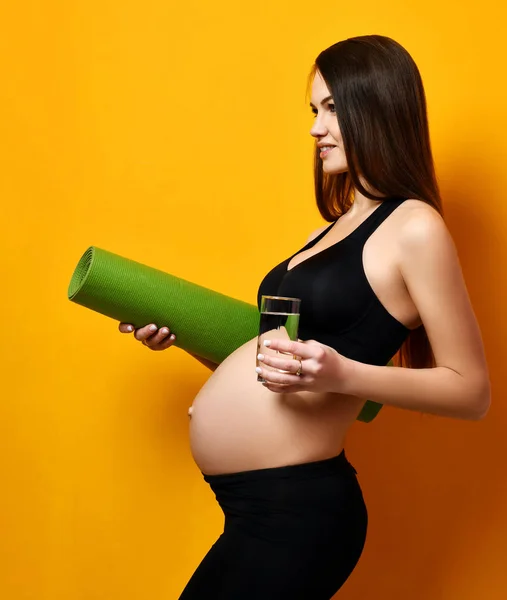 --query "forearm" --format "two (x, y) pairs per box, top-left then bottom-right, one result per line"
(341, 359), (490, 420)
(188, 352), (218, 372)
